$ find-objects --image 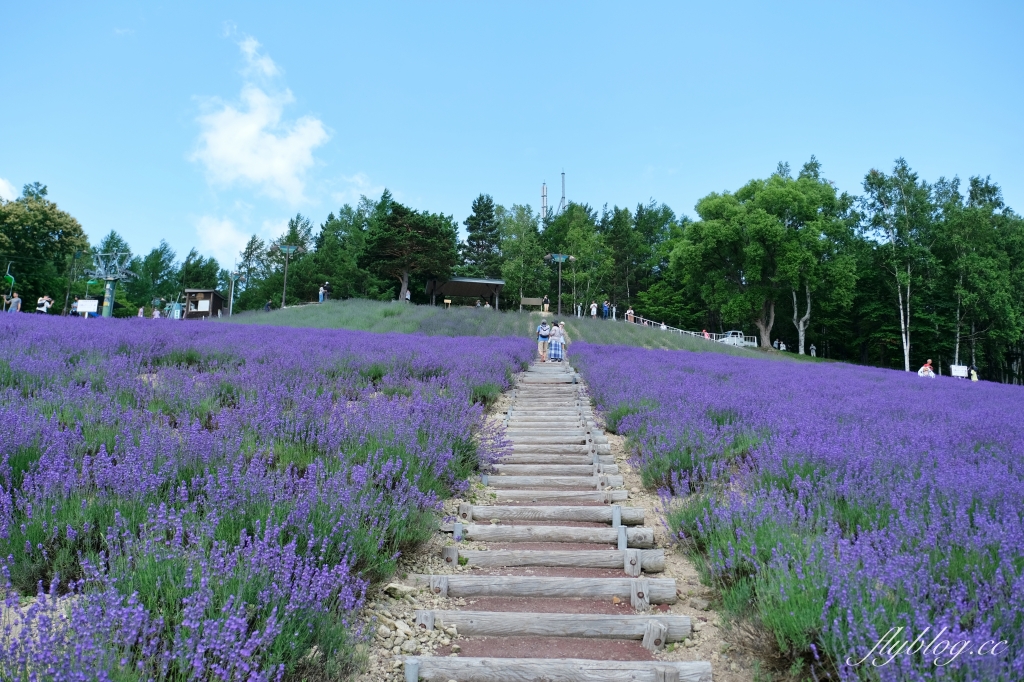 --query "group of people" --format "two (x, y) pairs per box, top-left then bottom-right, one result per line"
(318, 281), (332, 303)
(589, 300), (612, 320)
(3, 293), (54, 314)
(536, 318), (569, 362)
(918, 359), (979, 381)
